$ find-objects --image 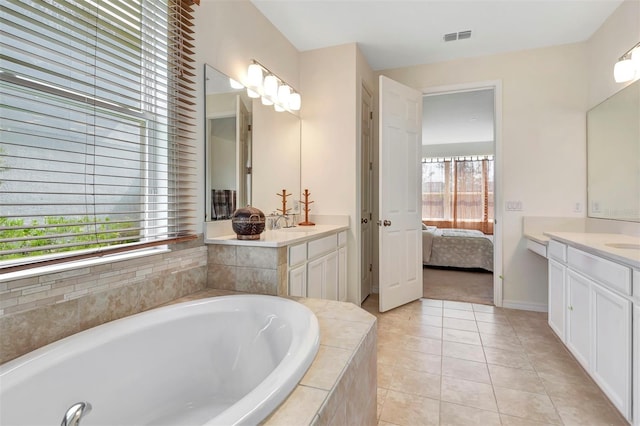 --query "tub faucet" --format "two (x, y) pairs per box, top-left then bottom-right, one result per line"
(61, 402), (91, 426)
